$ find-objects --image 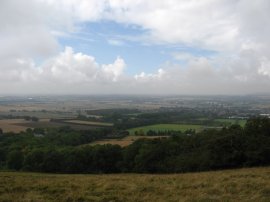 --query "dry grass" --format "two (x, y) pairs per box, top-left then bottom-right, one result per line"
(0, 167), (270, 202)
(0, 119), (30, 133)
(91, 135), (168, 147)
(0, 119), (52, 133)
